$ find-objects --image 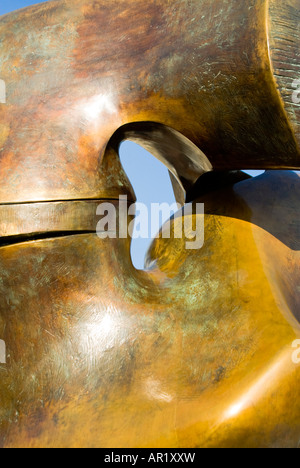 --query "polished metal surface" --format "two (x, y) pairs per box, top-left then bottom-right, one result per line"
(0, 0), (299, 205)
(0, 171), (299, 448)
(0, 0), (299, 448)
